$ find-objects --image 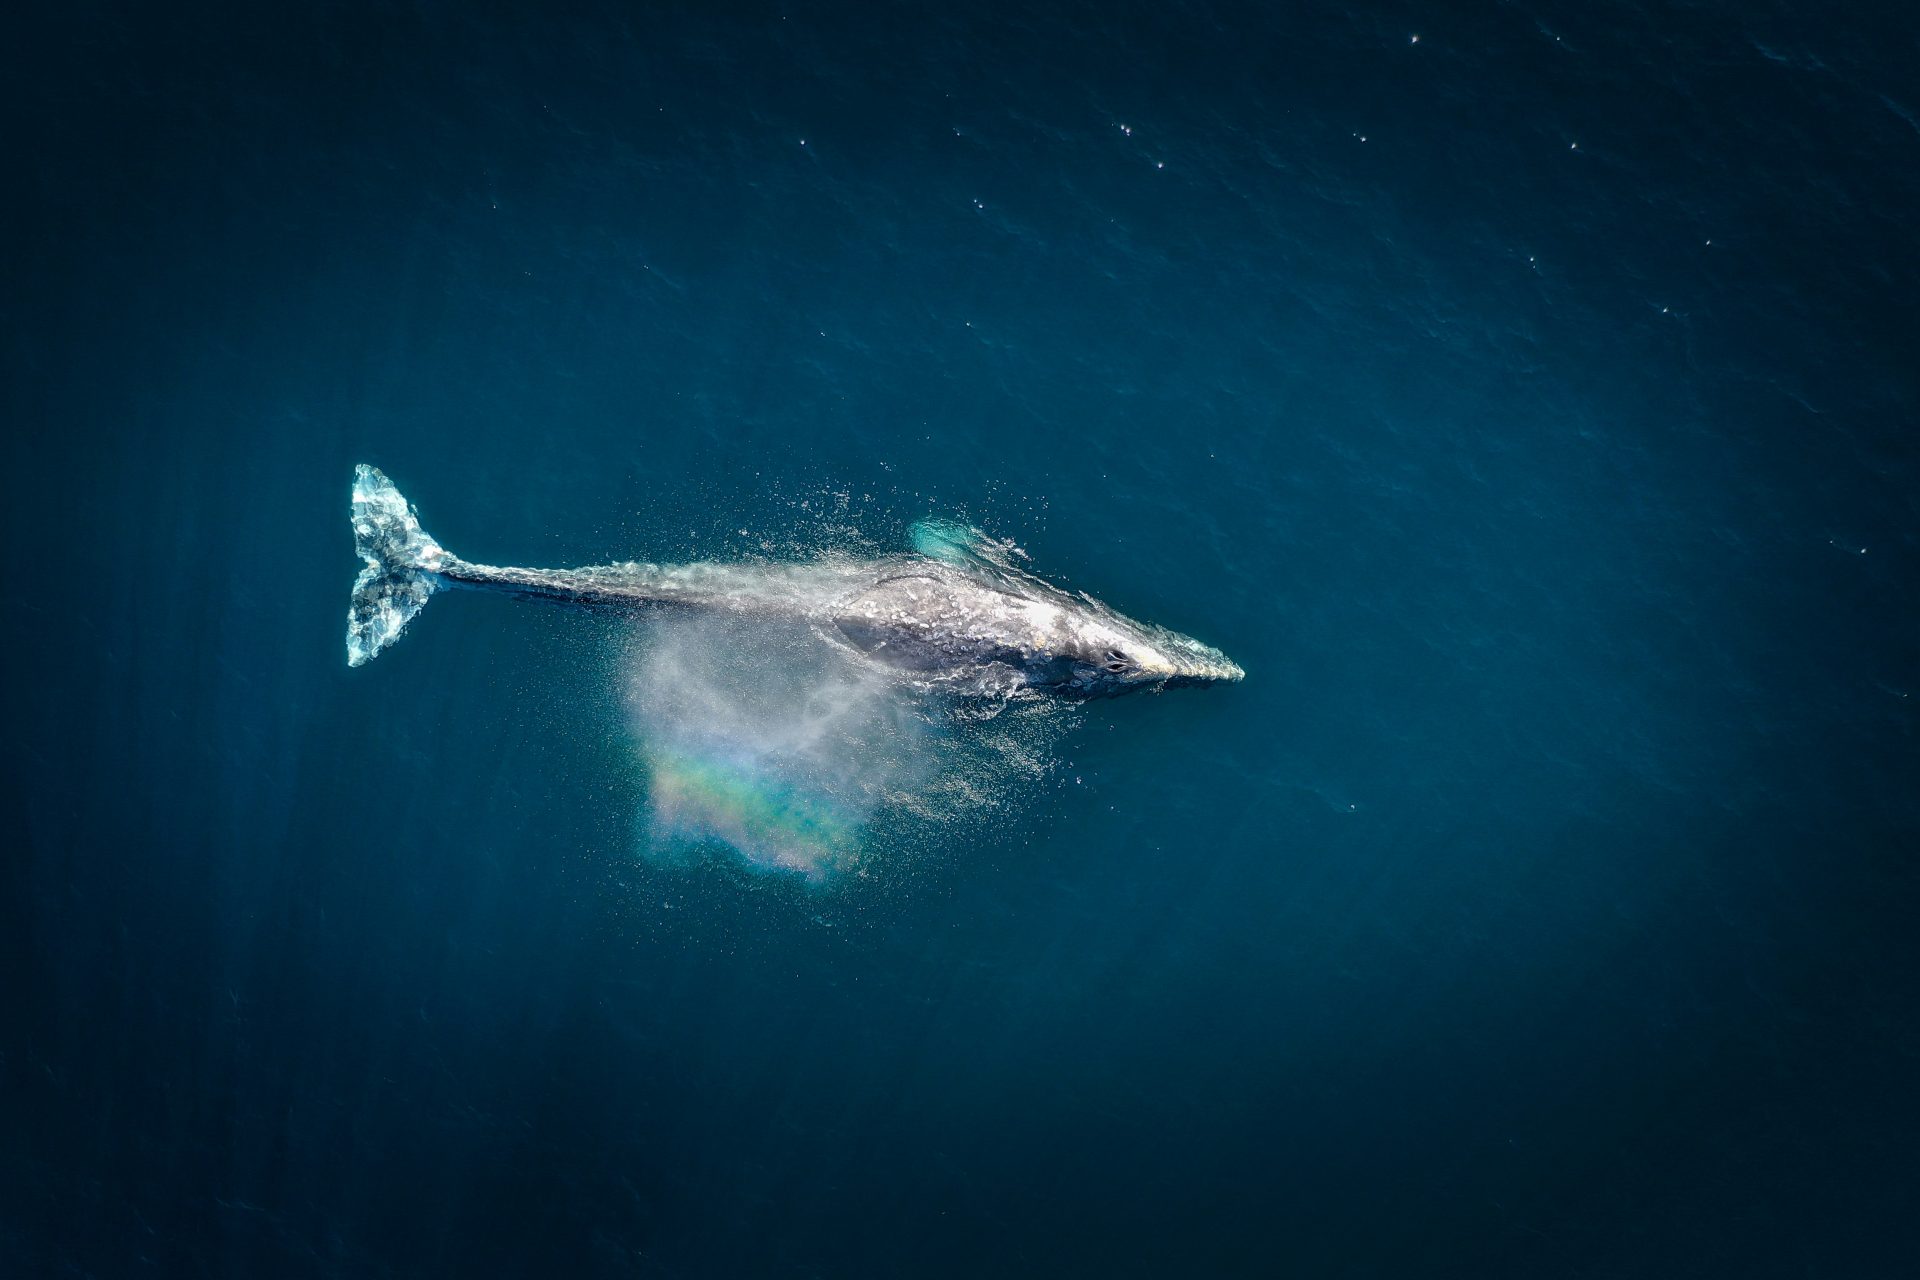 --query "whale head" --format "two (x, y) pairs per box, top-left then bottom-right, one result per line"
(1060, 612), (1245, 698)
(898, 518), (1245, 699)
